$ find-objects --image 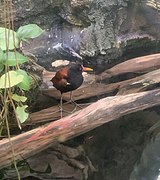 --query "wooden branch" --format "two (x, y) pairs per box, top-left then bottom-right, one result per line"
(96, 53), (160, 81)
(42, 68), (160, 102)
(0, 90), (160, 168)
(42, 83), (111, 101)
(27, 103), (88, 124)
(118, 68), (160, 95)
